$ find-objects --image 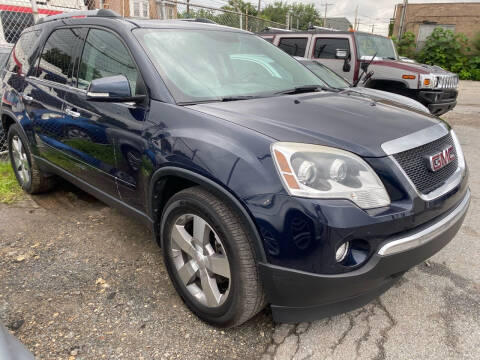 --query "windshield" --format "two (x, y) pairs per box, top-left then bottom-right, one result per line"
(134, 29), (324, 104)
(303, 61), (350, 89)
(355, 34), (397, 60)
